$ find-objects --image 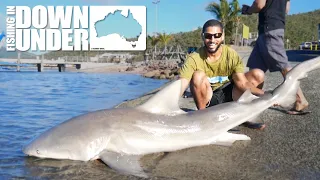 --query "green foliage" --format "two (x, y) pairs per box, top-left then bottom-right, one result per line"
(157, 32), (173, 48)
(286, 10), (320, 48)
(167, 28), (203, 50)
(205, 0), (242, 43)
(240, 10), (320, 48)
(147, 35), (159, 49)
